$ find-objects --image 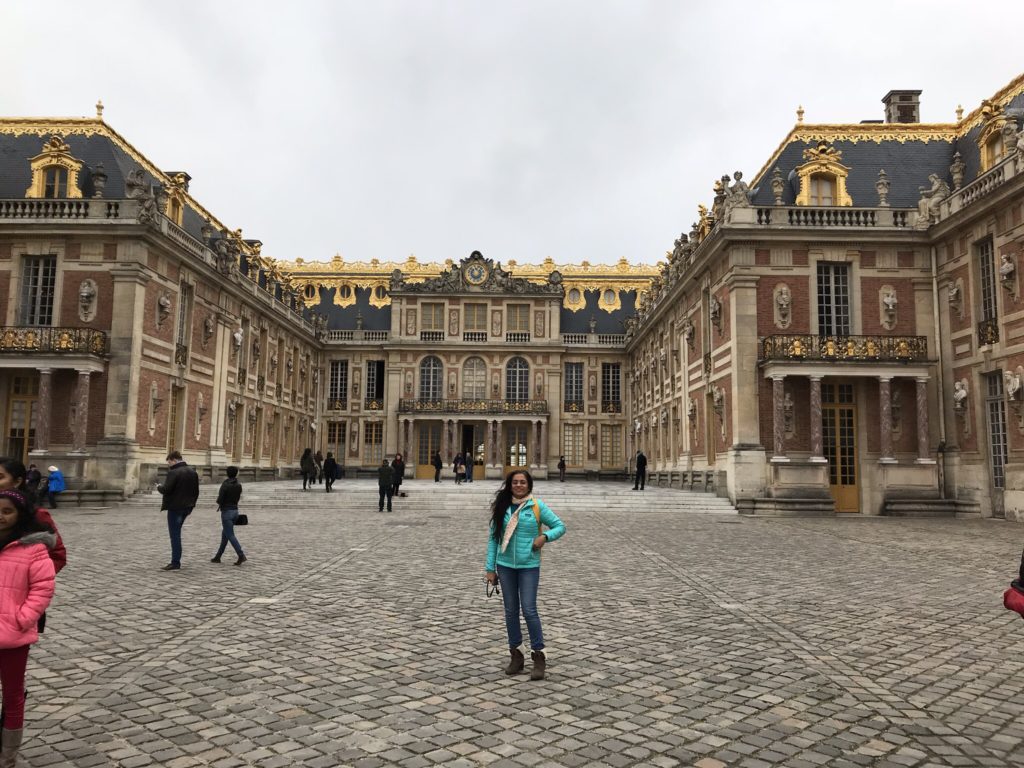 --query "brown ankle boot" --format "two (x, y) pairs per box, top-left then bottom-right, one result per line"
(530, 650), (546, 680)
(0, 728), (22, 768)
(504, 647), (525, 675)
